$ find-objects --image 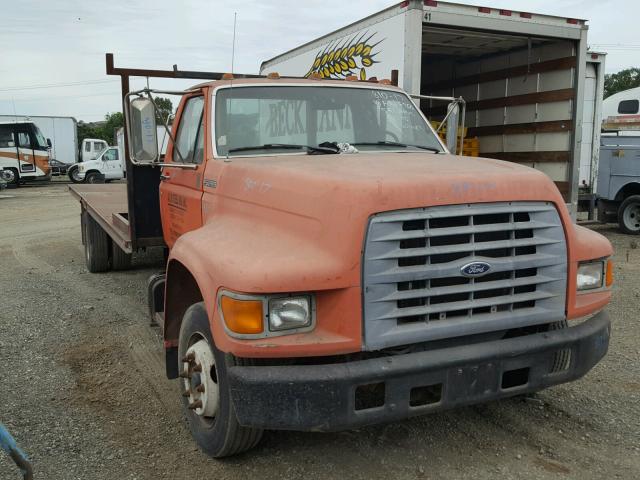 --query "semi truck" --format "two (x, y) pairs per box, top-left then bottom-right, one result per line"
(68, 53), (613, 458)
(260, 0), (606, 219)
